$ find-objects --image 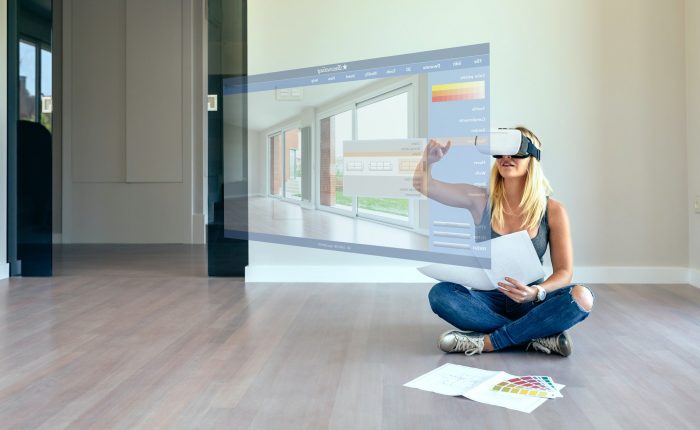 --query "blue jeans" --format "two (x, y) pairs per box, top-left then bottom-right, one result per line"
(428, 282), (594, 350)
